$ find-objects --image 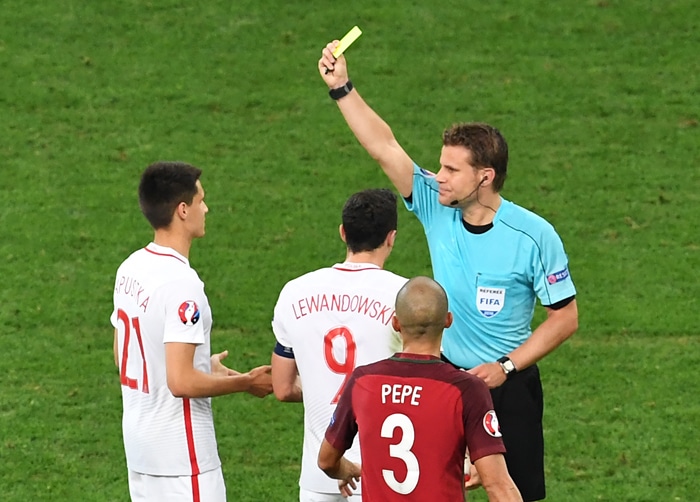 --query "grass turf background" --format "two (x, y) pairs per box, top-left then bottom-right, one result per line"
(0, 0), (698, 500)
